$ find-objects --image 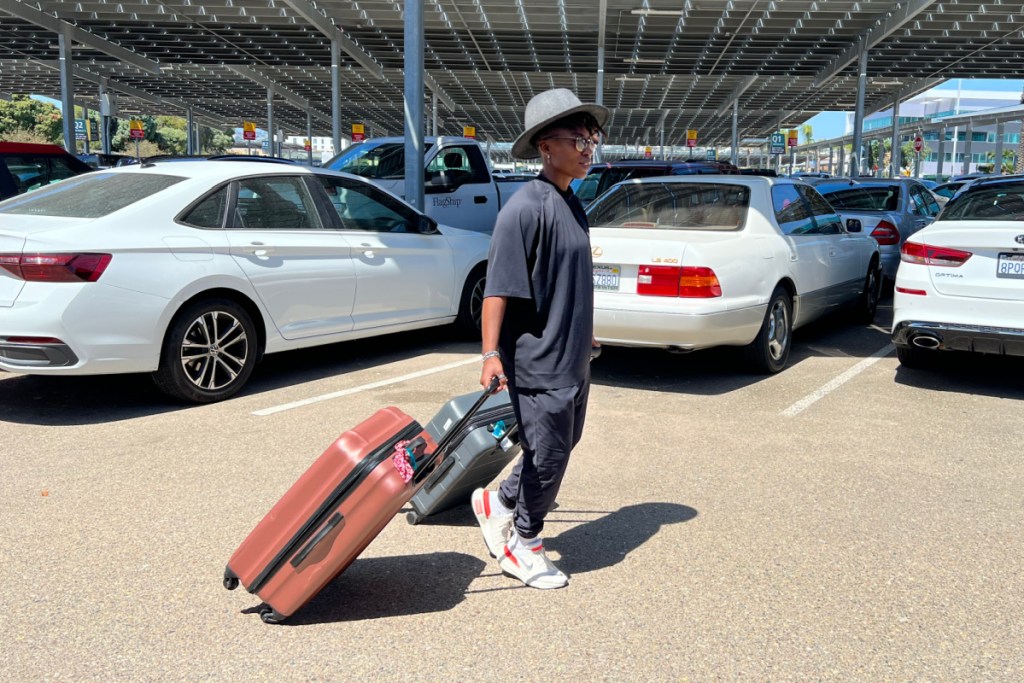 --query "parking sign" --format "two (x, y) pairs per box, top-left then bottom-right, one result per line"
(770, 132), (785, 155)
